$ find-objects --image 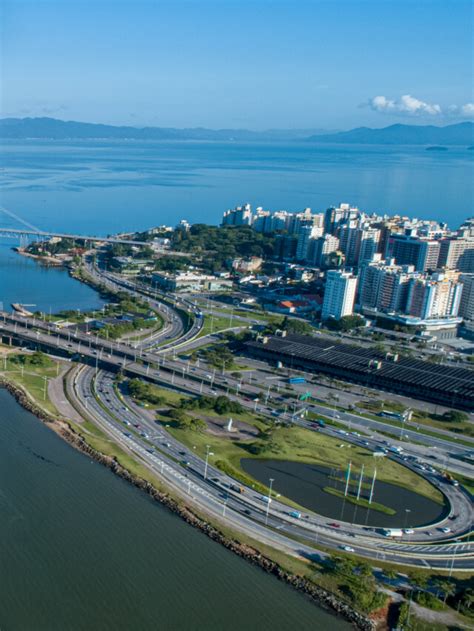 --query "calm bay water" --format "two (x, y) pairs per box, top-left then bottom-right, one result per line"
(1, 139), (473, 235)
(0, 389), (348, 630)
(1, 139), (472, 312)
(0, 241), (105, 313)
(1, 140), (465, 627)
